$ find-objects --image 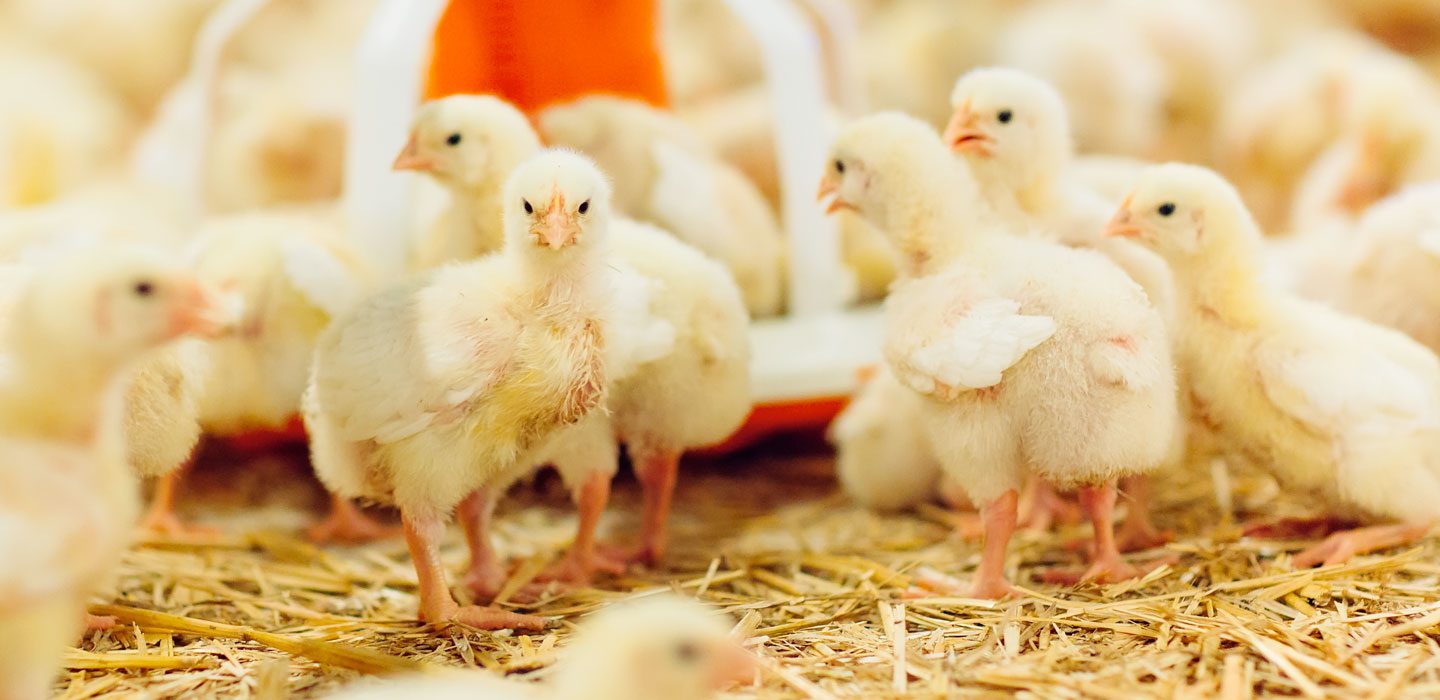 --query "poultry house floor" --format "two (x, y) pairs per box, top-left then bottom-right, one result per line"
(59, 436), (1440, 699)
